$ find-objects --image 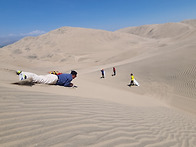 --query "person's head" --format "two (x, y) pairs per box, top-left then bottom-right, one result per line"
(71, 70), (77, 79)
(131, 73), (133, 76)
